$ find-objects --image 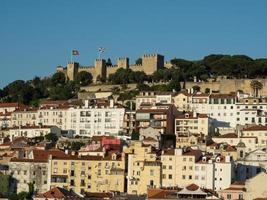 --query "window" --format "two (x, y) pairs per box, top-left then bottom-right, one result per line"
(169, 166), (172, 170)
(182, 175), (186, 179)
(71, 170), (75, 176)
(169, 174), (172, 179)
(150, 170), (154, 176)
(189, 175), (192, 179)
(70, 180), (75, 186)
(227, 194), (231, 199)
